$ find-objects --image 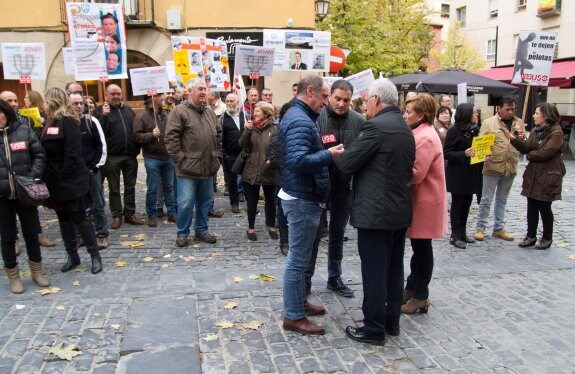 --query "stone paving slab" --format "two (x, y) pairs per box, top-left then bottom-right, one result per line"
(0, 159), (574, 373)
